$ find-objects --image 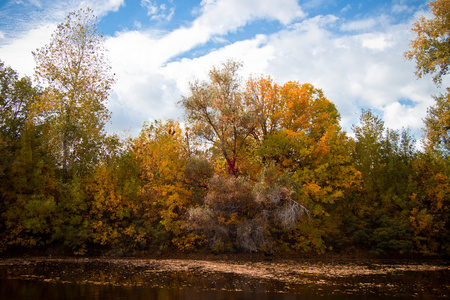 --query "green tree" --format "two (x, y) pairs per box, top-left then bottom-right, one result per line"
(0, 60), (38, 141)
(350, 110), (419, 255)
(28, 8), (115, 254)
(0, 60), (40, 185)
(424, 90), (450, 156)
(352, 109), (385, 202)
(1, 122), (58, 251)
(0, 61), (45, 251)
(32, 8), (114, 178)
